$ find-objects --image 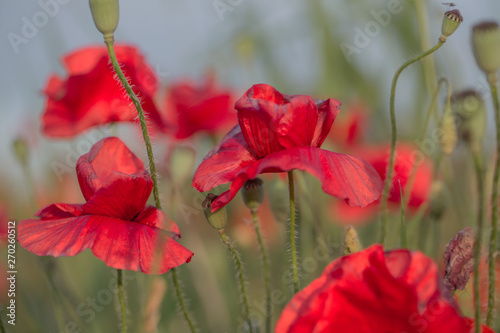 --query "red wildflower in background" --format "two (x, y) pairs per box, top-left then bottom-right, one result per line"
(276, 245), (492, 333)
(42, 45), (165, 138)
(192, 84), (383, 211)
(331, 143), (432, 224)
(327, 100), (367, 148)
(18, 137), (193, 274)
(163, 72), (236, 139)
